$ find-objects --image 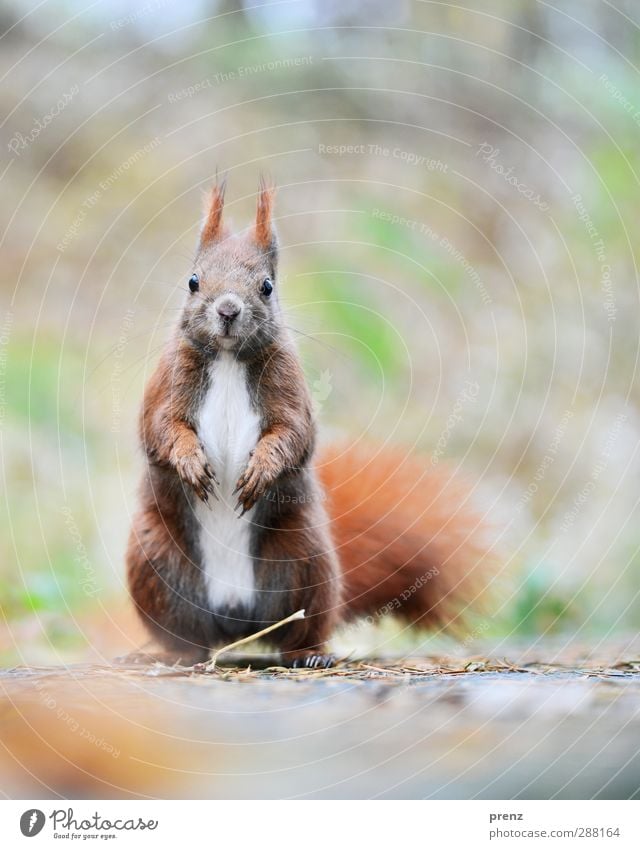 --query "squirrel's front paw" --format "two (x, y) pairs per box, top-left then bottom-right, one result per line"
(234, 454), (274, 516)
(174, 446), (218, 504)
